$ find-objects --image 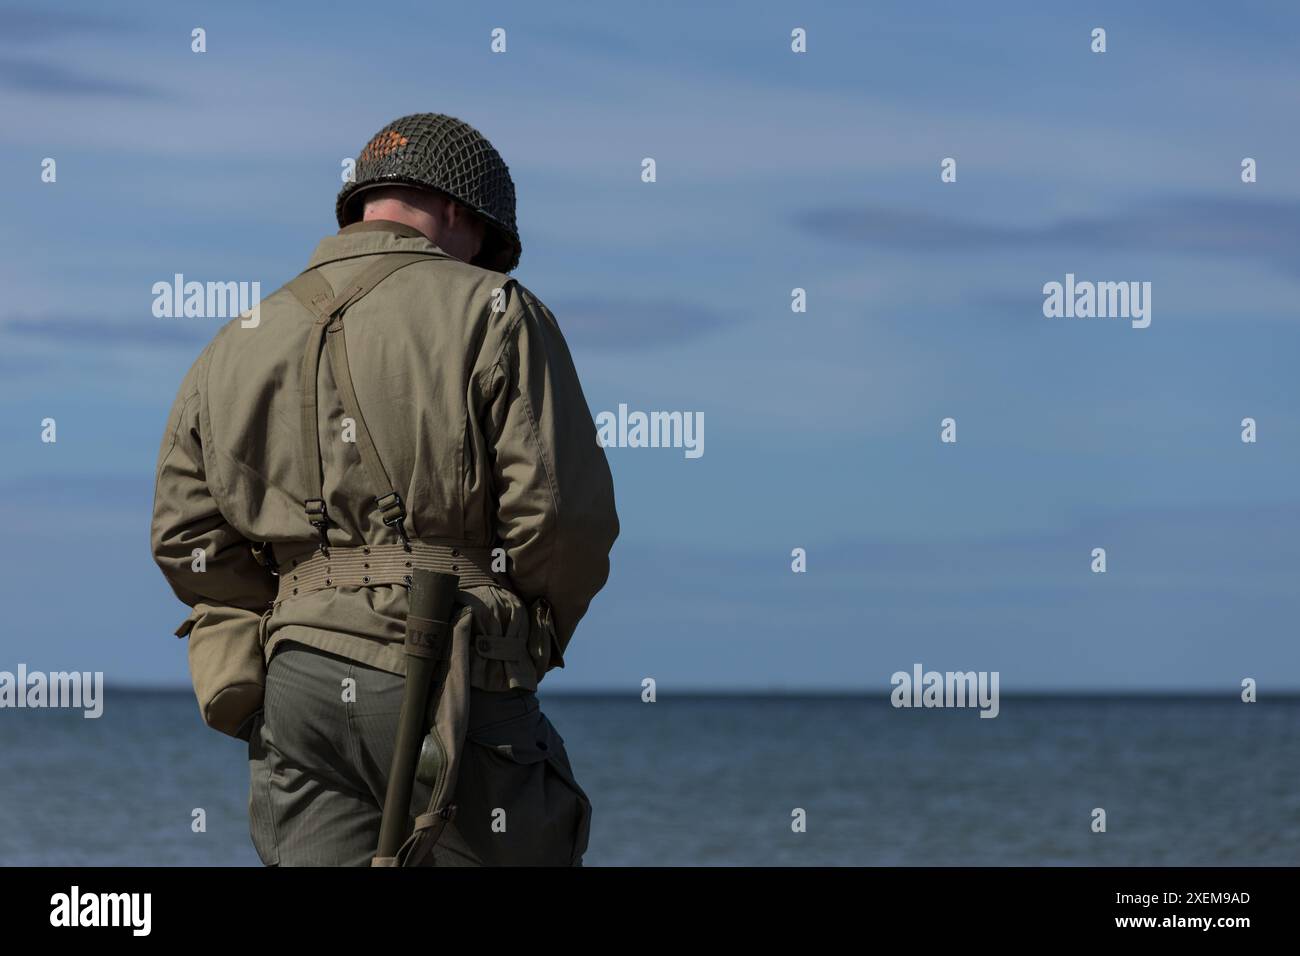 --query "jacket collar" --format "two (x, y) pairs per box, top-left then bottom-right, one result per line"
(340, 220), (426, 238)
(305, 219), (451, 270)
